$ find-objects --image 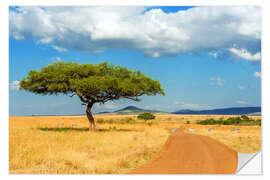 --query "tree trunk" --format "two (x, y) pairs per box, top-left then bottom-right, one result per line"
(86, 104), (95, 131)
